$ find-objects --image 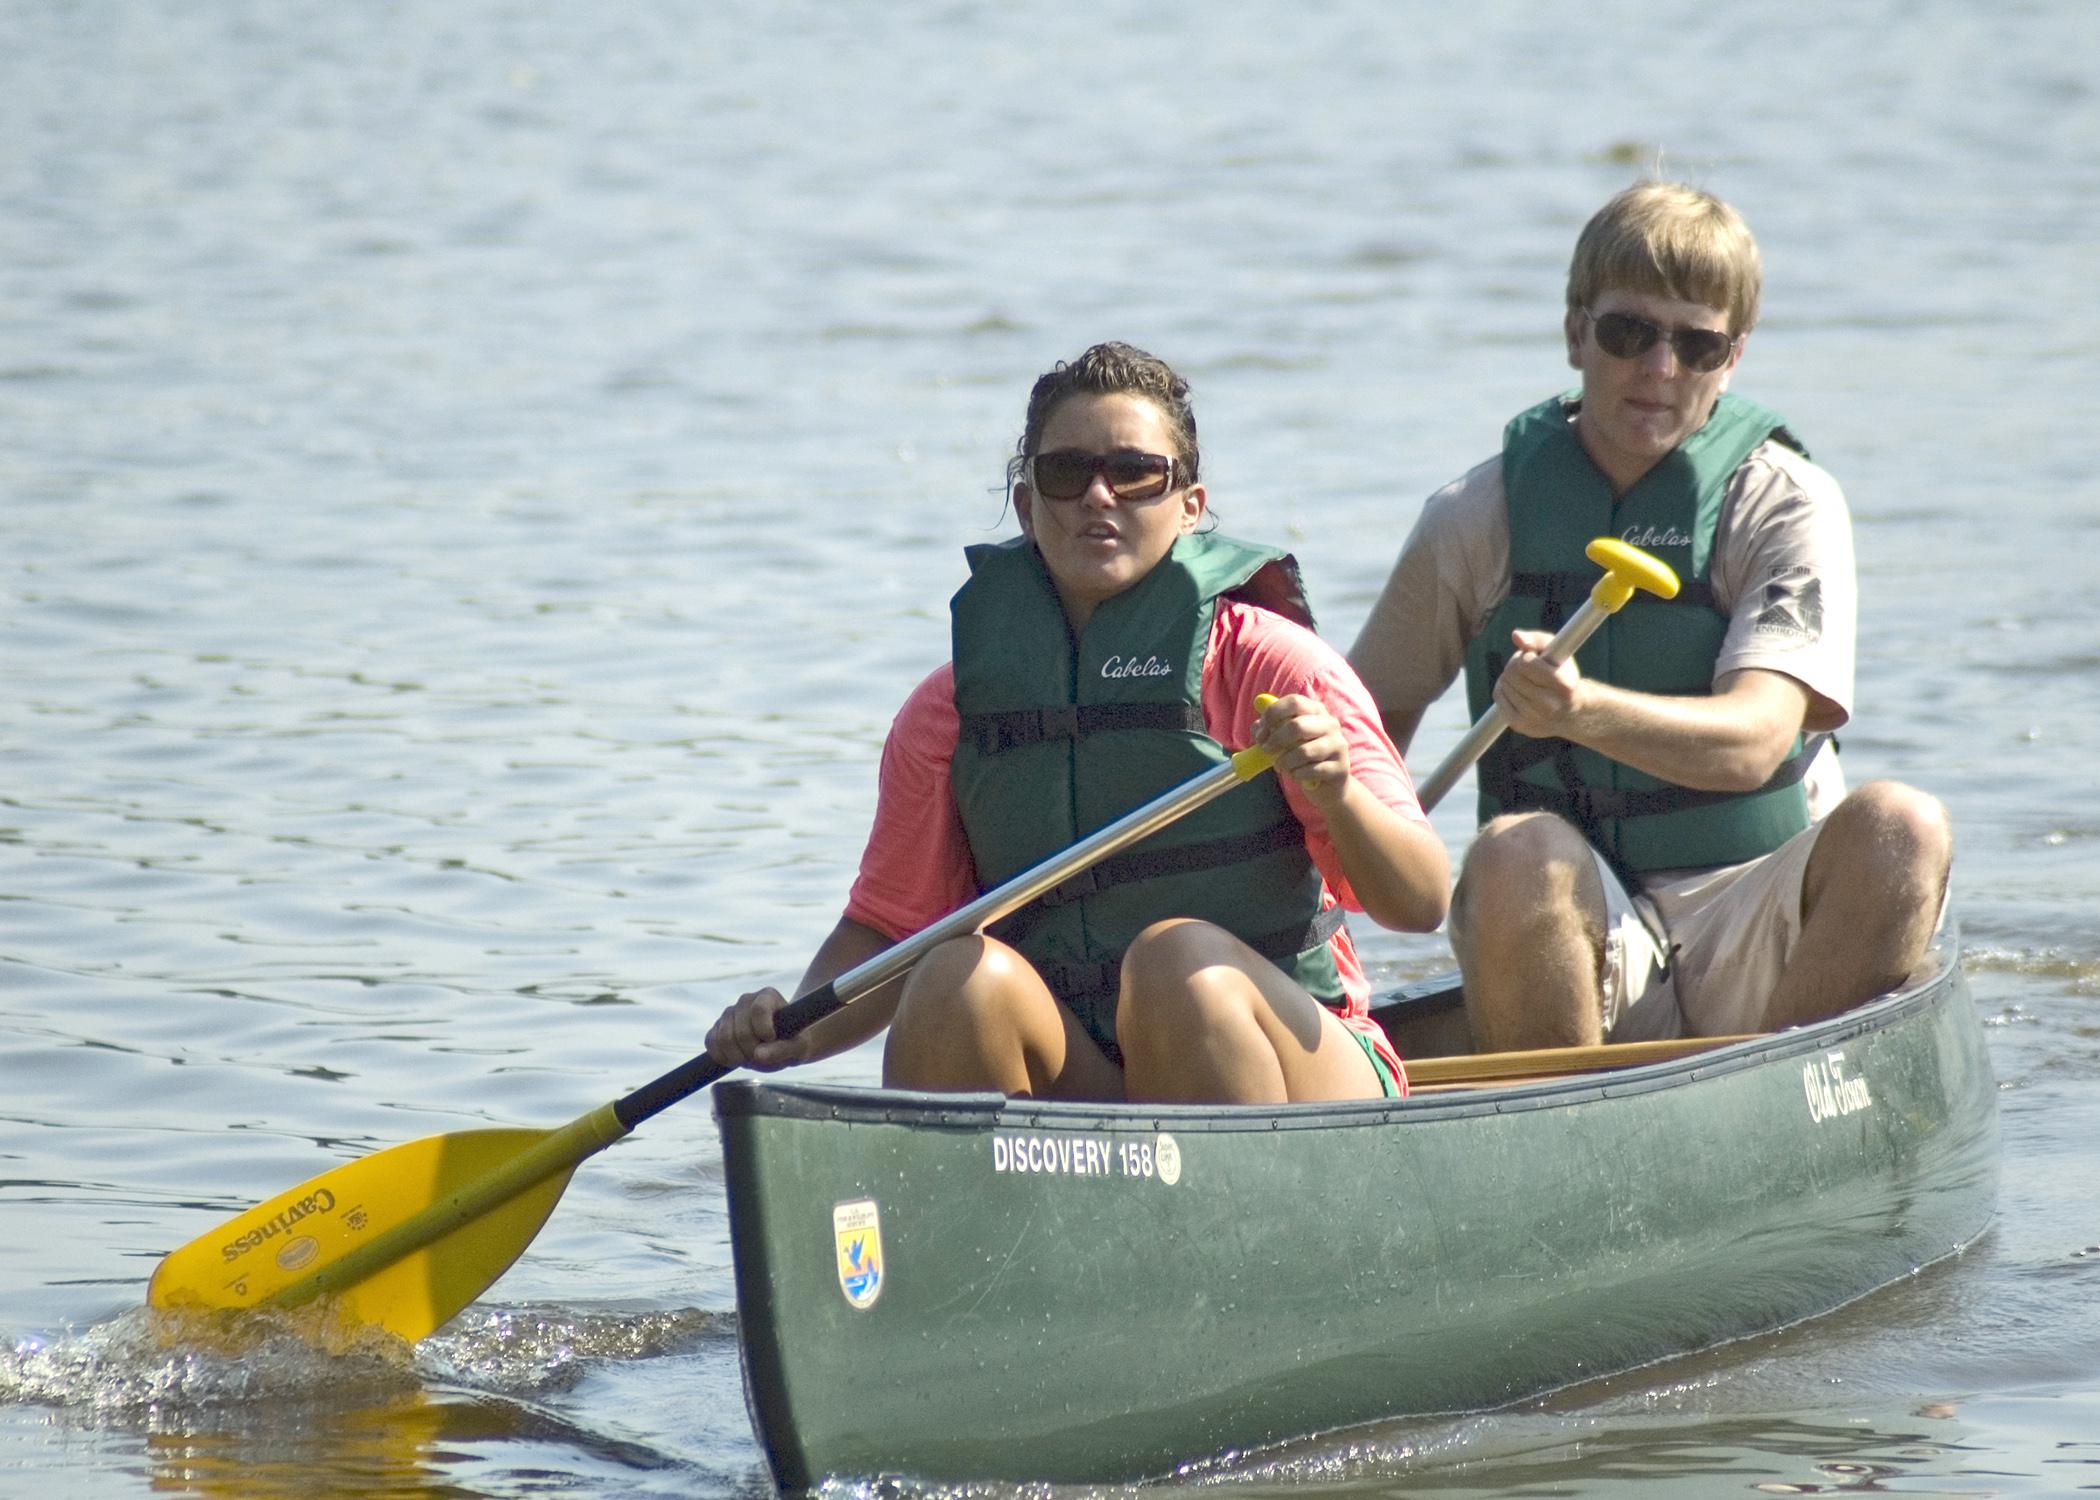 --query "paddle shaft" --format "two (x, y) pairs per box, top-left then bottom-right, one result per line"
(1411, 594), (1616, 811)
(1406, 1032), (1758, 1087)
(173, 734), (1282, 1326)
(611, 739), (1280, 1130)
(1410, 538), (1678, 812)
(202, 552), (1661, 1328)
(631, 540), (1669, 1127)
